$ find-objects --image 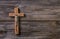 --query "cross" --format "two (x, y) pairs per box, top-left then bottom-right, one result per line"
(9, 7), (24, 35)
